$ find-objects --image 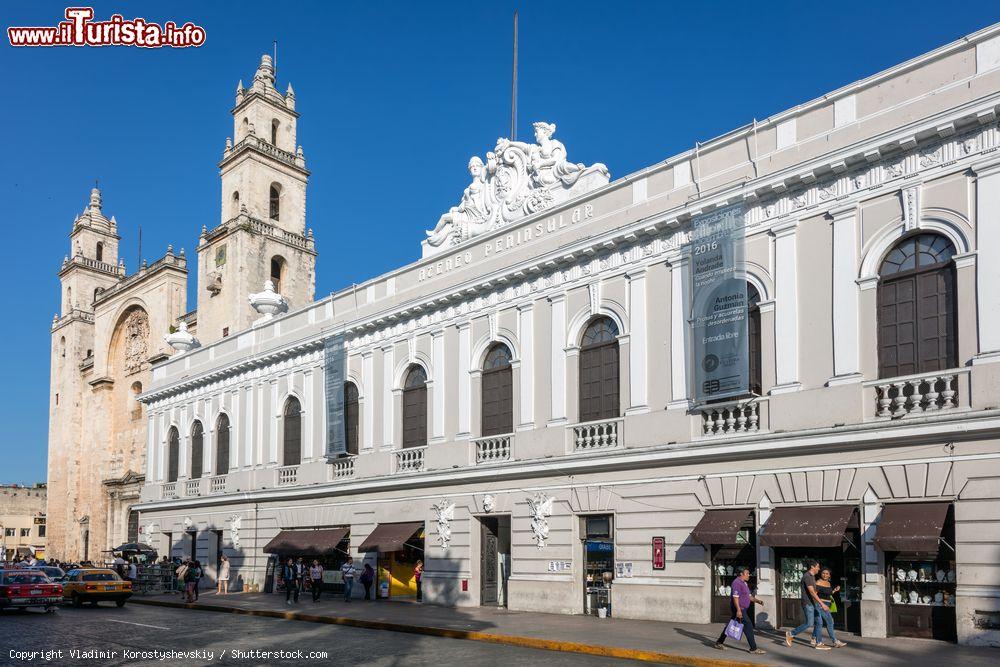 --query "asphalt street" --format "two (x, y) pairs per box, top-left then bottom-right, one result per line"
(0, 603), (646, 667)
